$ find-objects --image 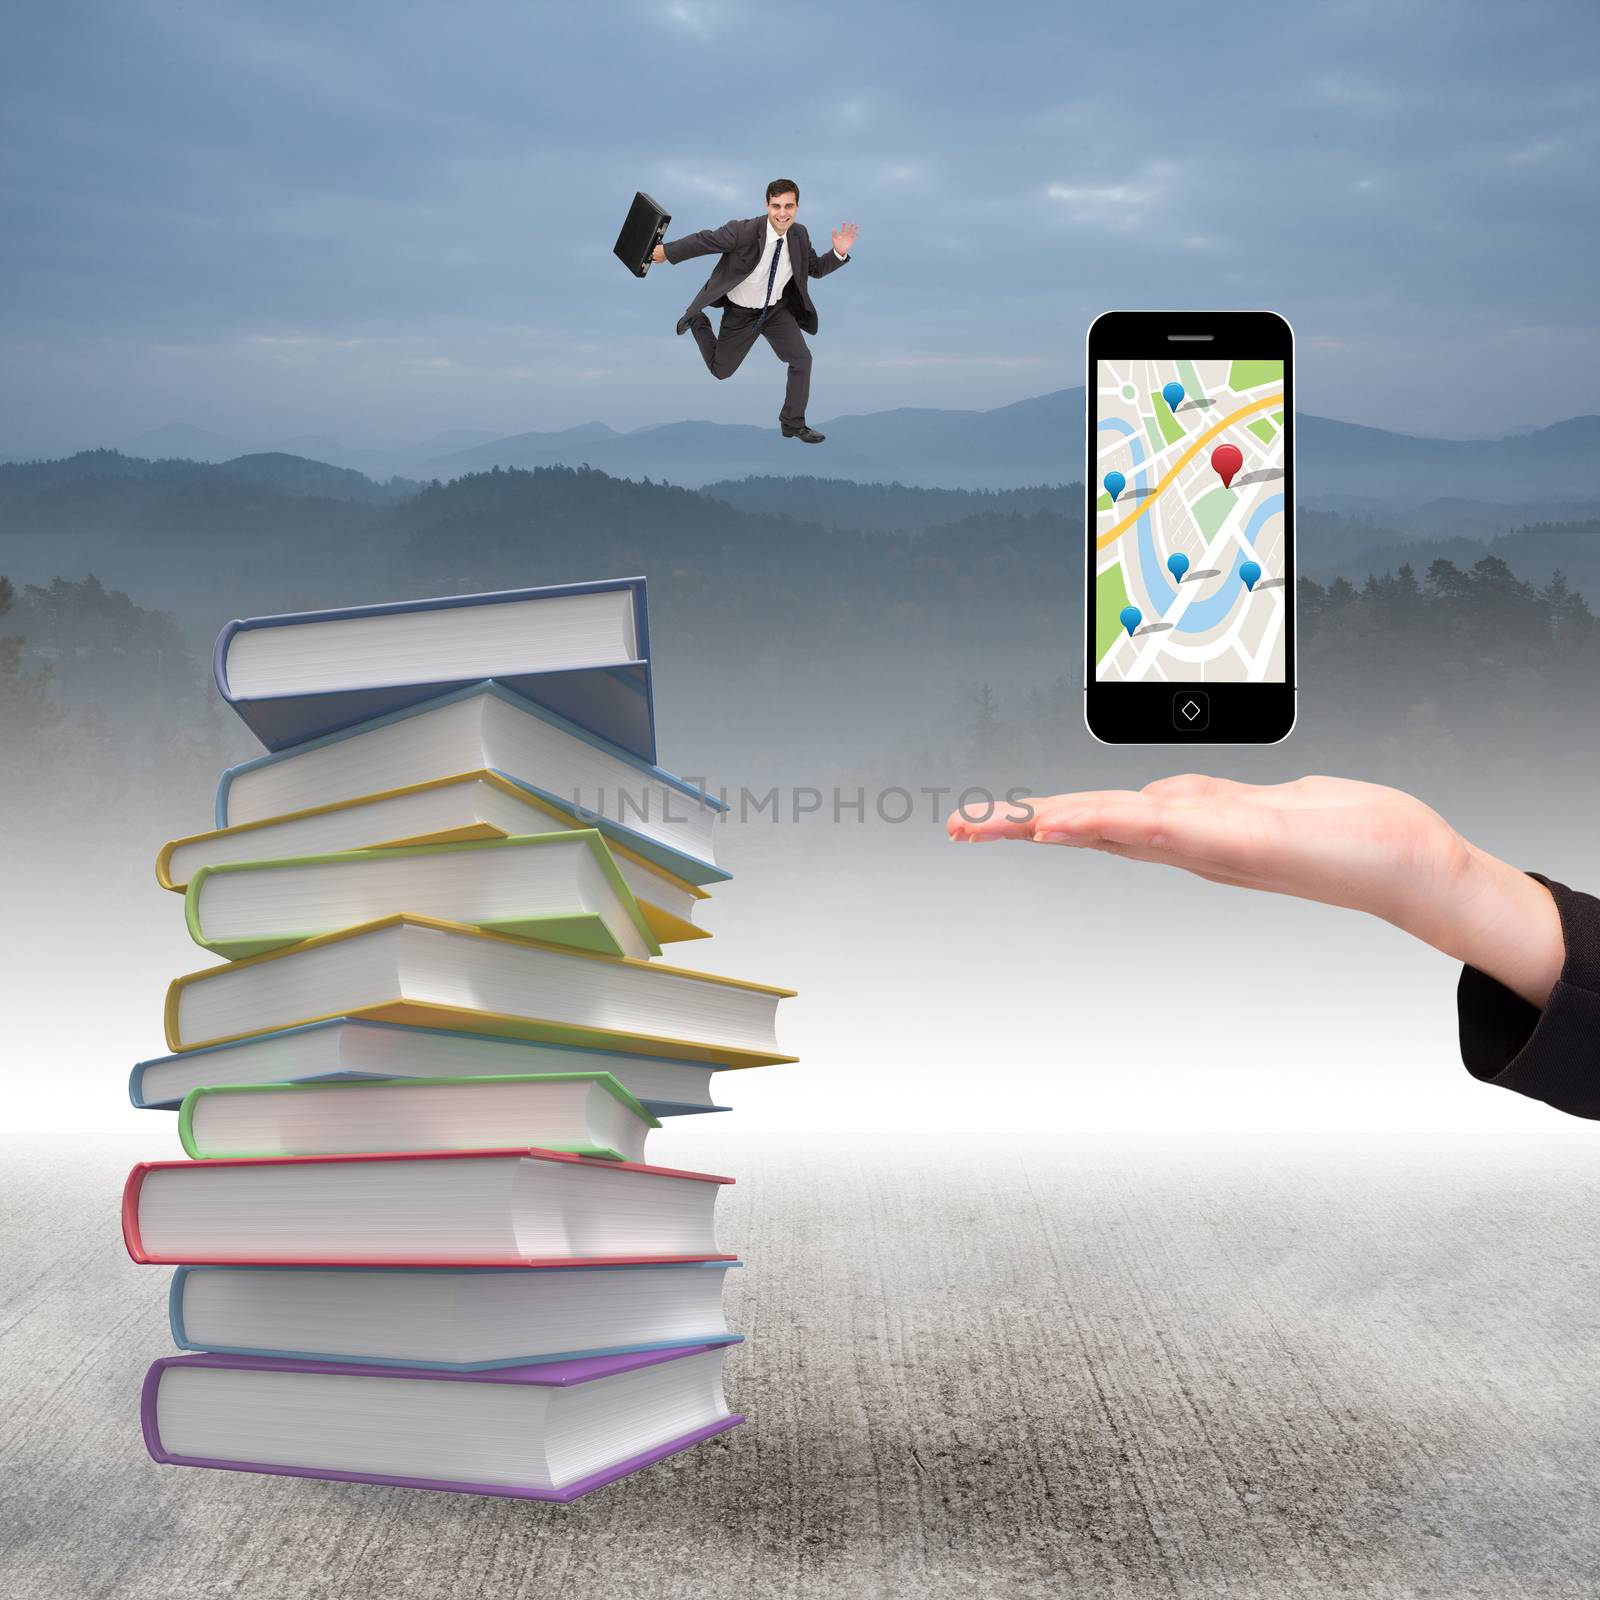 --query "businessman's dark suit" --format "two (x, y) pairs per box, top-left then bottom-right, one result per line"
(1459, 875), (1600, 1119)
(661, 217), (849, 430)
